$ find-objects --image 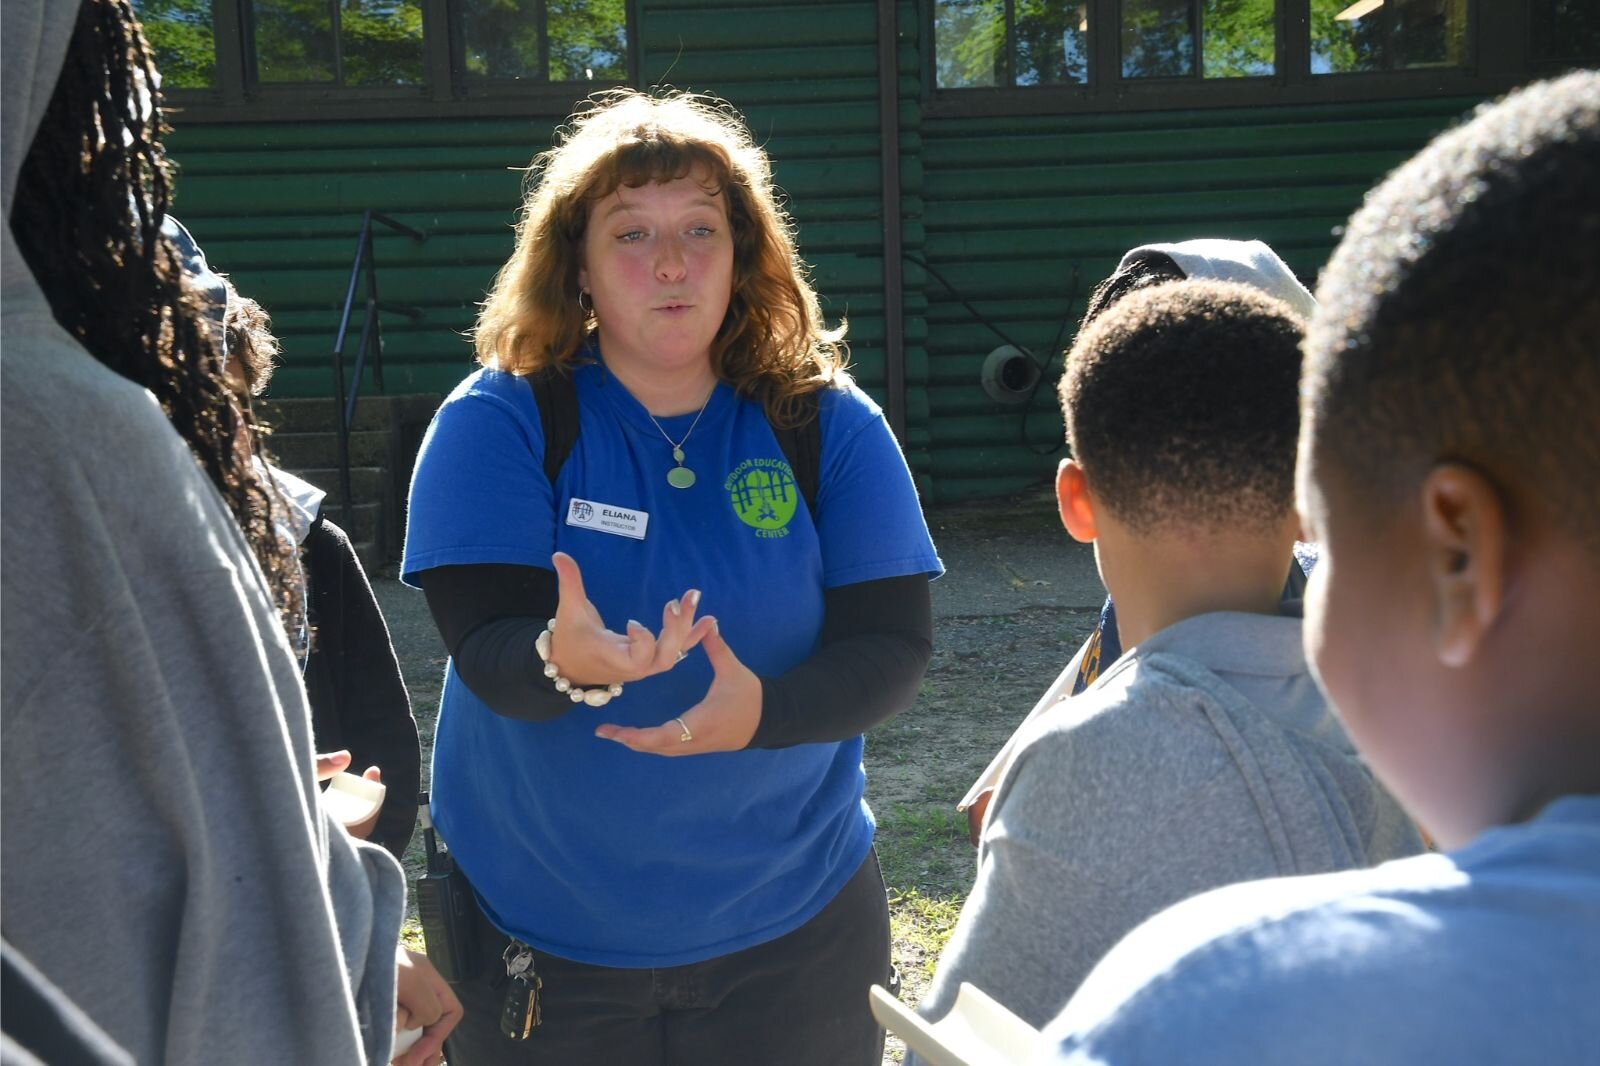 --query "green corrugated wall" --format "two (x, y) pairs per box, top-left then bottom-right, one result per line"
(916, 91), (1480, 500)
(162, 2), (1483, 502)
(164, 0), (896, 409)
